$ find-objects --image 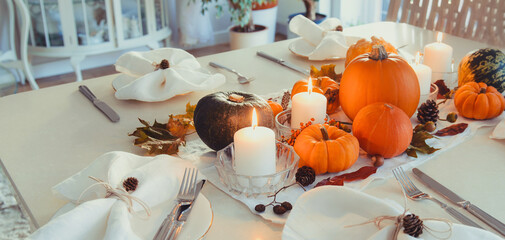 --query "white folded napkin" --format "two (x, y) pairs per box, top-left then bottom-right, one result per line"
(289, 15), (348, 60)
(491, 118), (505, 139)
(283, 186), (501, 240)
(31, 151), (204, 240)
(114, 48), (225, 102)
